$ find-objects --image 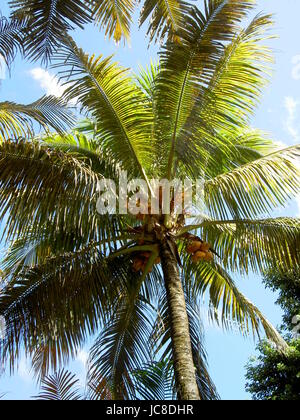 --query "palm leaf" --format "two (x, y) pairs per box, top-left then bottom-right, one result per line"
(140, 0), (189, 43)
(87, 273), (156, 400)
(181, 217), (300, 274)
(210, 218), (300, 274)
(0, 139), (117, 245)
(205, 145), (300, 220)
(182, 255), (287, 349)
(132, 360), (174, 400)
(175, 14), (274, 178)
(53, 38), (154, 184)
(91, 0), (135, 43)
(10, 0), (91, 64)
(154, 0), (256, 178)
(34, 369), (82, 400)
(0, 96), (74, 141)
(0, 14), (25, 68)
(0, 245), (127, 374)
